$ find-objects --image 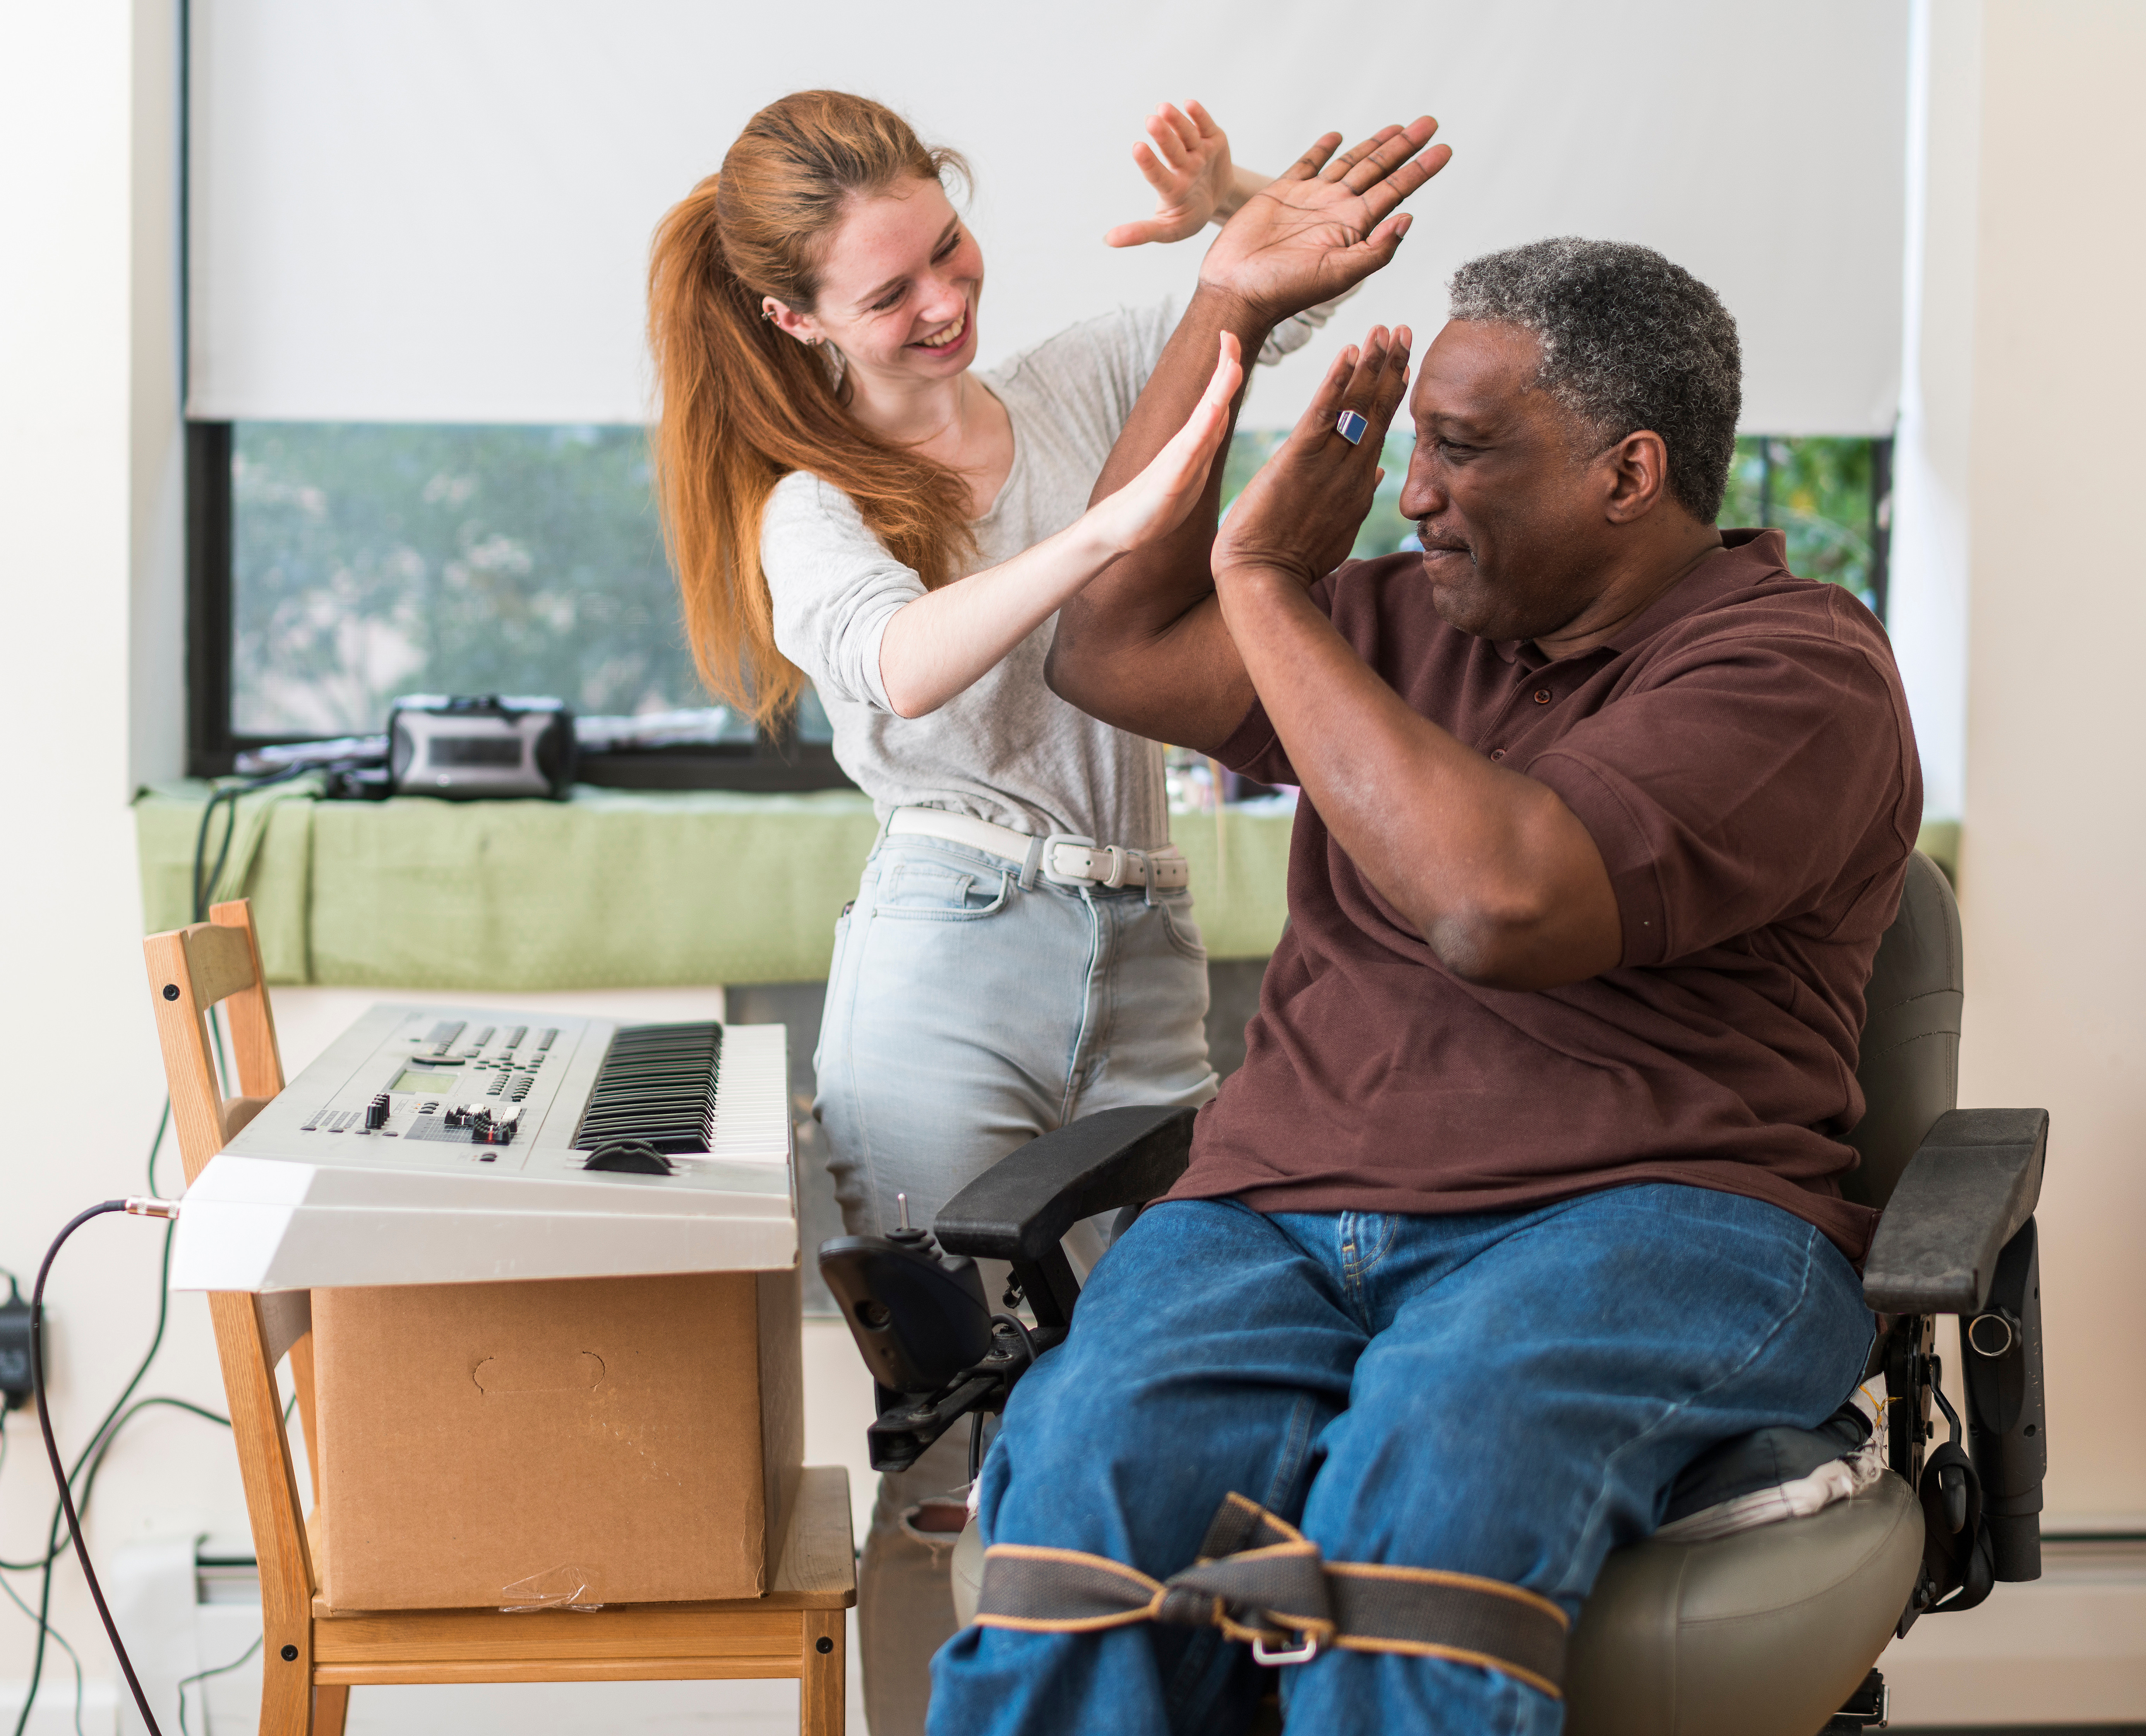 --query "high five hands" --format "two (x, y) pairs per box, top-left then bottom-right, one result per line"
(1104, 106), (1451, 296)
(1204, 119), (1449, 322)
(1215, 325), (1413, 593)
